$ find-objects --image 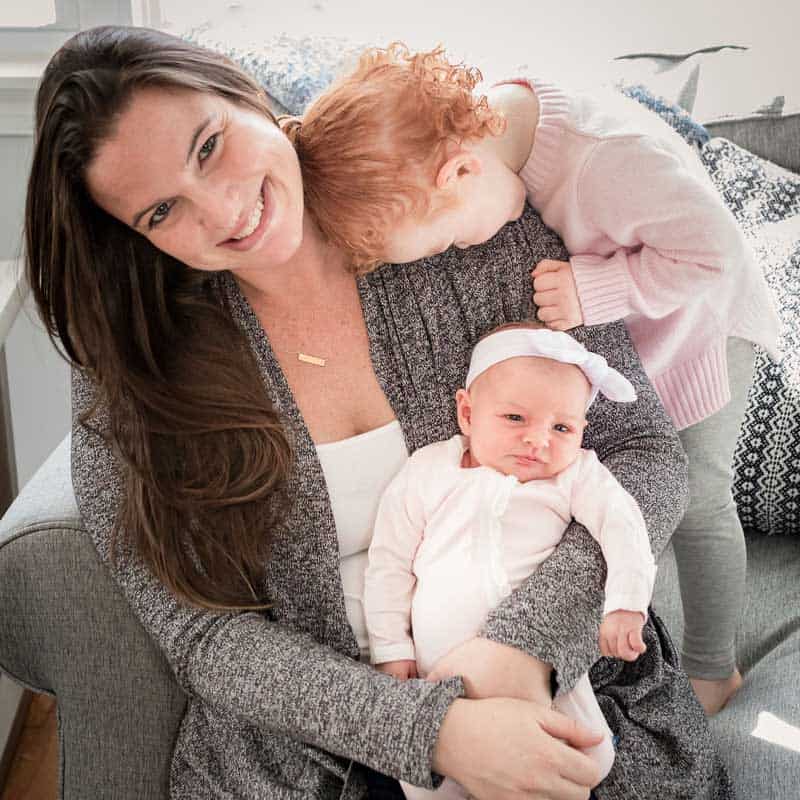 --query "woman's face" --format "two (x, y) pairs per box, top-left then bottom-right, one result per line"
(85, 86), (305, 275)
